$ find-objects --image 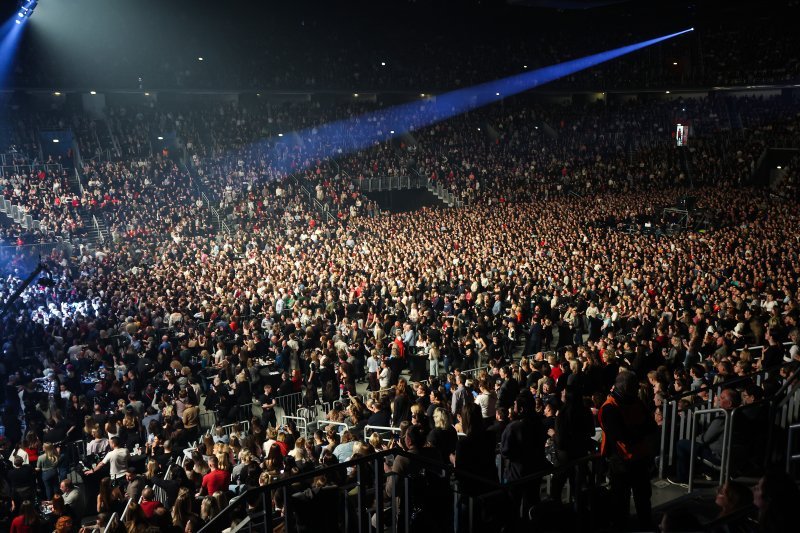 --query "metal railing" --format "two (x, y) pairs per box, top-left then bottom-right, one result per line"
(687, 407), (731, 493)
(280, 415), (309, 438)
(356, 175), (423, 193)
(0, 162), (63, 177)
(787, 423), (800, 473)
(364, 424), (402, 442)
(198, 446), (602, 533)
(213, 420), (251, 438)
(102, 512), (119, 533)
(657, 358), (797, 479)
(306, 419), (350, 436)
(92, 214), (105, 243)
(118, 497), (134, 524)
